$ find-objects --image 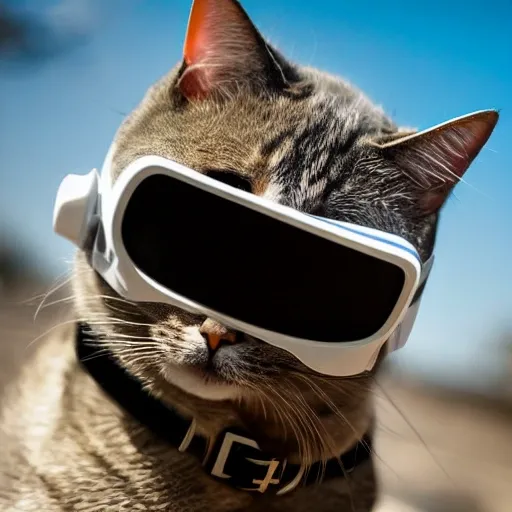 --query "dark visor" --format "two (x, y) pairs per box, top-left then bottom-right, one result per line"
(121, 174), (405, 342)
